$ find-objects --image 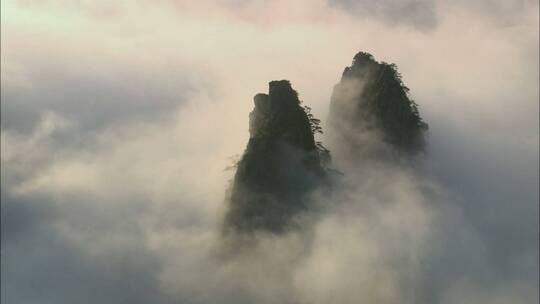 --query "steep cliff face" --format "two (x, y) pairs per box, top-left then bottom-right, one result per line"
(328, 52), (428, 157)
(224, 80), (327, 234)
